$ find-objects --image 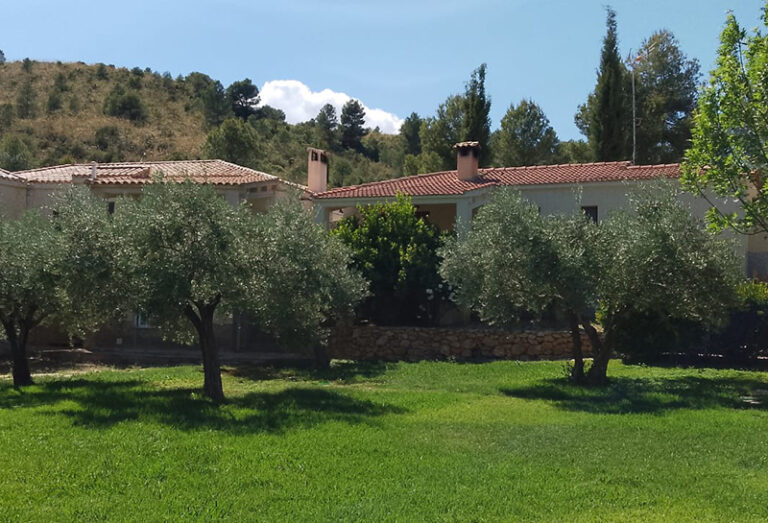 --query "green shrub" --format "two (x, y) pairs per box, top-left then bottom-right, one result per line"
(332, 194), (448, 325)
(103, 85), (147, 122)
